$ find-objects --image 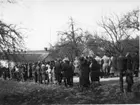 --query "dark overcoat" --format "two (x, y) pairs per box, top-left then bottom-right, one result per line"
(79, 58), (90, 87)
(62, 61), (73, 78)
(90, 59), (100, 82)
